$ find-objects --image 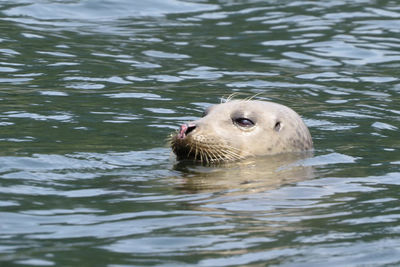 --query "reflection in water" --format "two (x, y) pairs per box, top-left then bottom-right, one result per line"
(1, 0), (400, 265)
(173, 153), (315, 193)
